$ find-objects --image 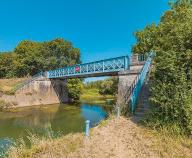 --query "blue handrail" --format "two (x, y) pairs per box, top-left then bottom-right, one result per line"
(130, 52), (155, 113)
(47, 56), (130, 79)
